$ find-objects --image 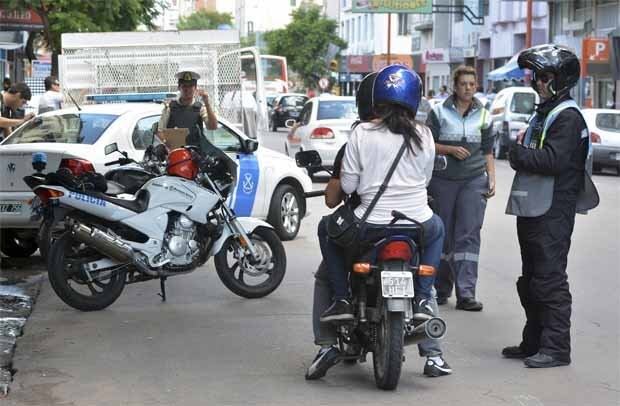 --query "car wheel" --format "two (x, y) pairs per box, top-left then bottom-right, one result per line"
(268, 184), (302, 241)
(0, 229), (39, 258)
